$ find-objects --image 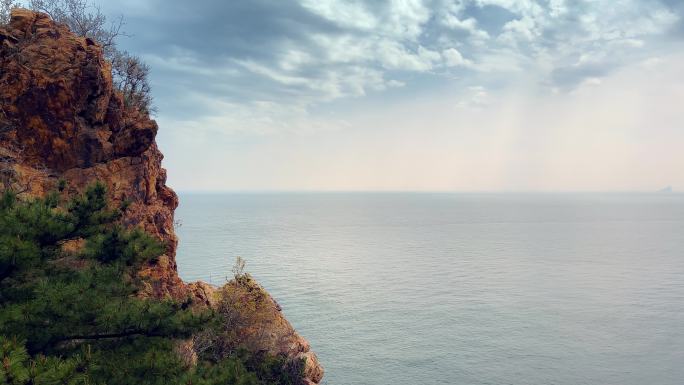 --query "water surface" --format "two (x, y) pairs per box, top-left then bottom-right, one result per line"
(176, 193), (684, 385)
